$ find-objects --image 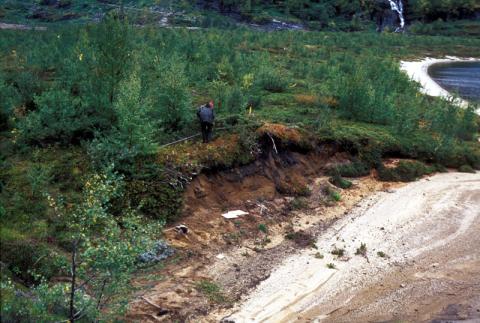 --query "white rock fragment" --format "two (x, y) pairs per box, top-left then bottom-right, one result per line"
(222, 210), (249, 219)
